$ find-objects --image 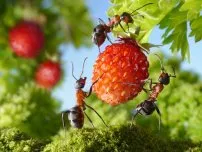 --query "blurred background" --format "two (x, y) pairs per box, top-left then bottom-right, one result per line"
(0, 0), (202, 143)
